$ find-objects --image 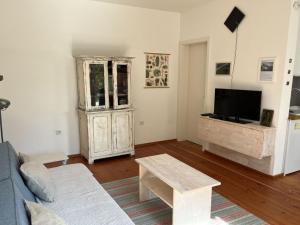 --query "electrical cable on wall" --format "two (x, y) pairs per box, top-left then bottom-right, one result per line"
(224, 6), (245, 88)
(230, 27), (239, 88)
